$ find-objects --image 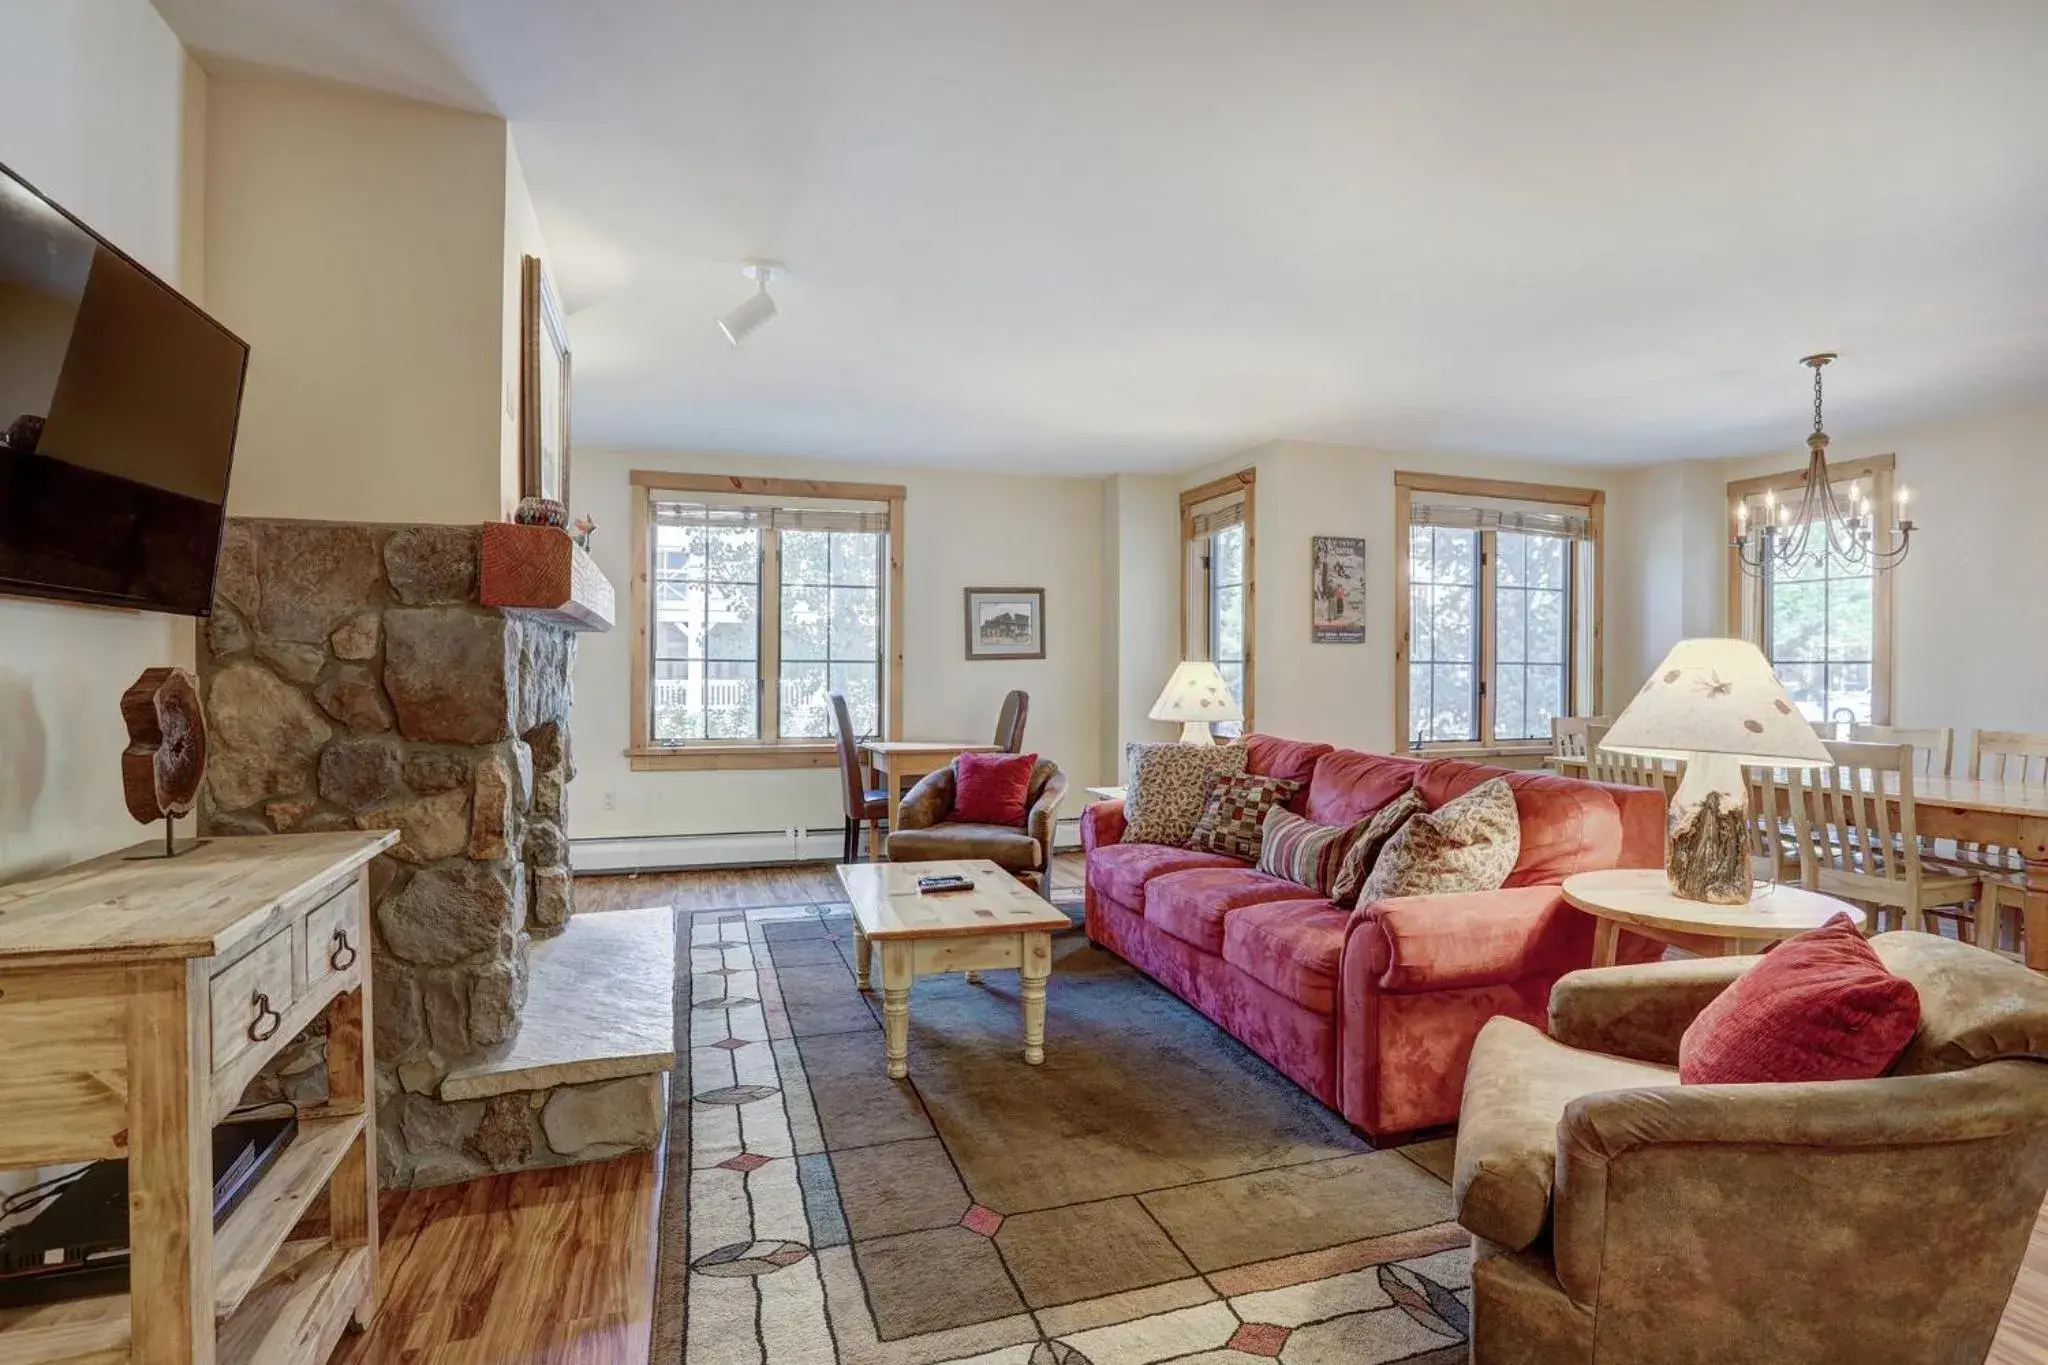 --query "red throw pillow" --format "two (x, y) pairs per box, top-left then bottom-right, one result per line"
(1678, 913), (1920, 1084)
(951, 751), (1037, 826)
